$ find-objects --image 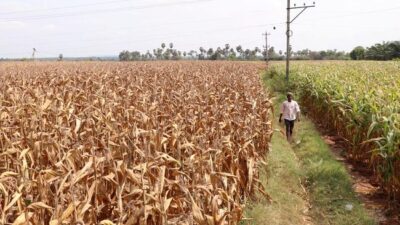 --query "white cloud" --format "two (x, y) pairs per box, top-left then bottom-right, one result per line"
(0, 1), (31, 13)
(42, 24), (56, 30)
(0, 21), (27, 30)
